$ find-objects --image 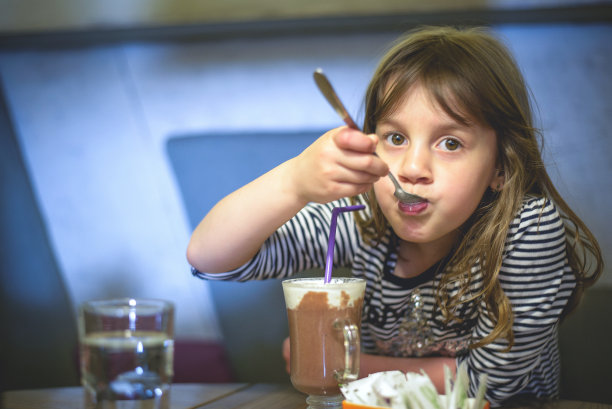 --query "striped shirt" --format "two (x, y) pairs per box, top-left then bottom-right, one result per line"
(192, 195), (575, 406)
